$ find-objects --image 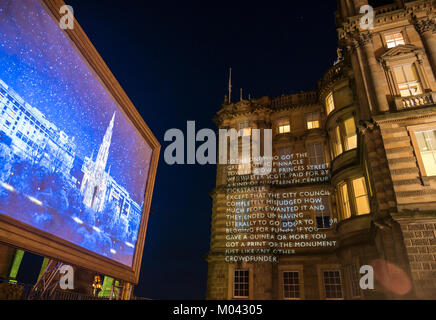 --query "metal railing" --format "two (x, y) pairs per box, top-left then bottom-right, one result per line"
(0, 279), (108, 300)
